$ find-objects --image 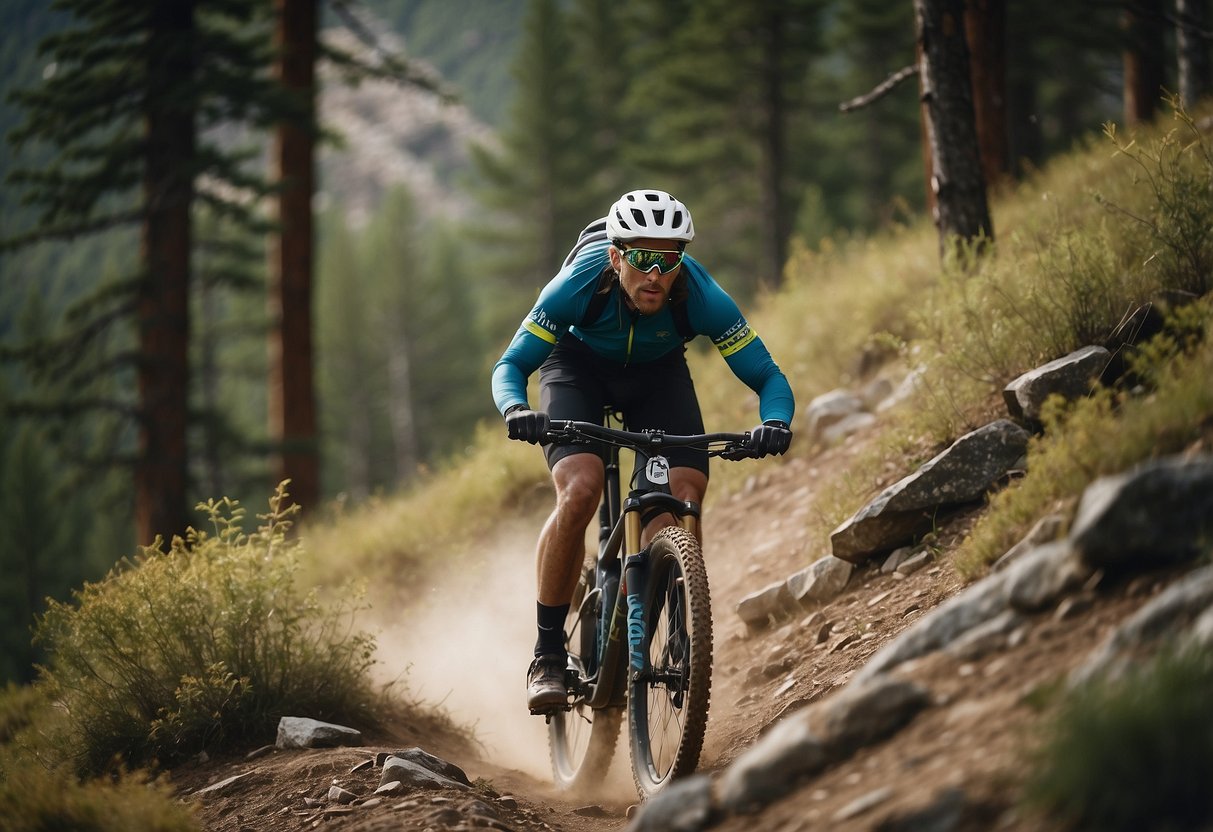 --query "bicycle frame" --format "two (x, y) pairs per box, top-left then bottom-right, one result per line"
(567, 415), (704, 711)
